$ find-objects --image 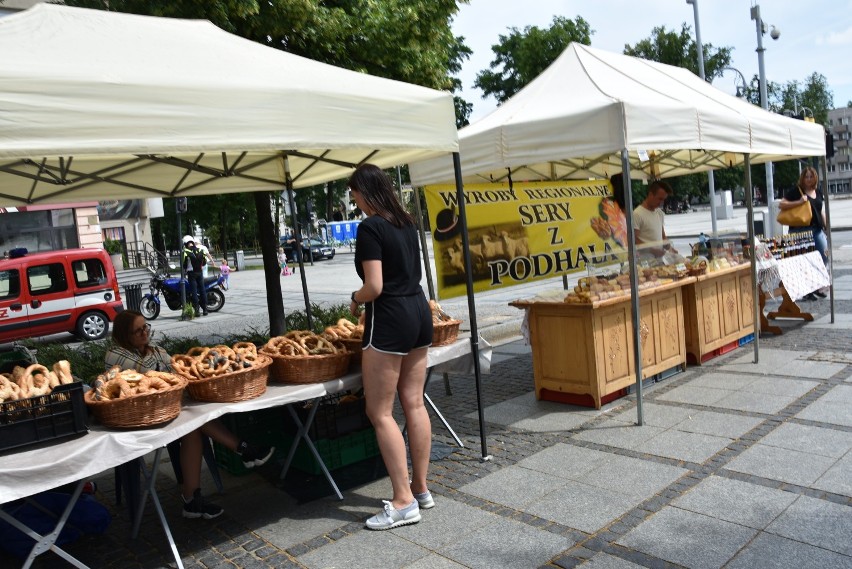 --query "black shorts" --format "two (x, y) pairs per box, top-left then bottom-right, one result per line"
(363, 294), (433, 354)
